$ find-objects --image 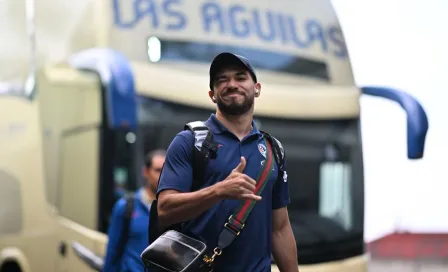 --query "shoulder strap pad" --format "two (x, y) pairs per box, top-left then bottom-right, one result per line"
(184, 121), (210, 152)
(185, 121), (218, 160)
